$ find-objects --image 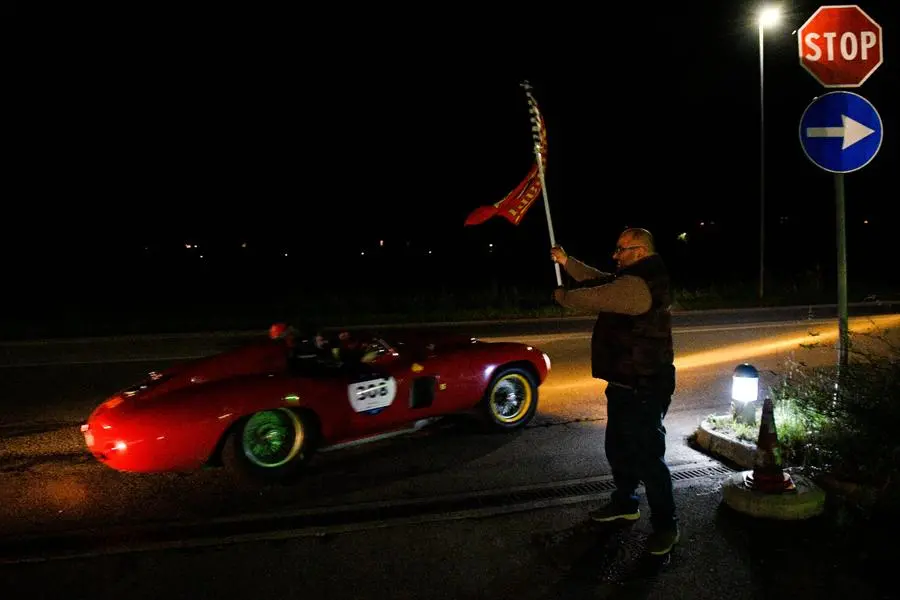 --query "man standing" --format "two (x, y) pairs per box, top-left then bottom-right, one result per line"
(551, 227), (679, 556)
